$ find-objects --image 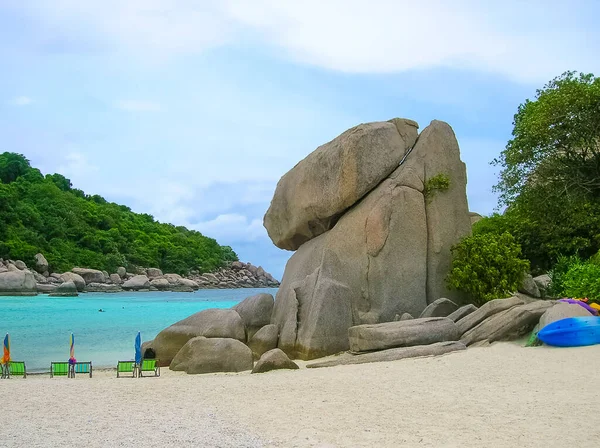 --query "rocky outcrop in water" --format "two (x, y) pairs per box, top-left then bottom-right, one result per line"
(0, 256), (279, 295)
